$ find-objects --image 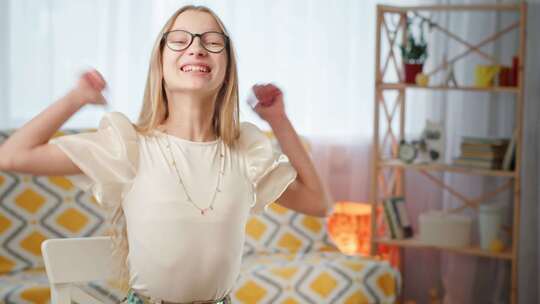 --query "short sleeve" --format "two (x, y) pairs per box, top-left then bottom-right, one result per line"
(49, 111), (139, 208)
(239, 122), (297, 214)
